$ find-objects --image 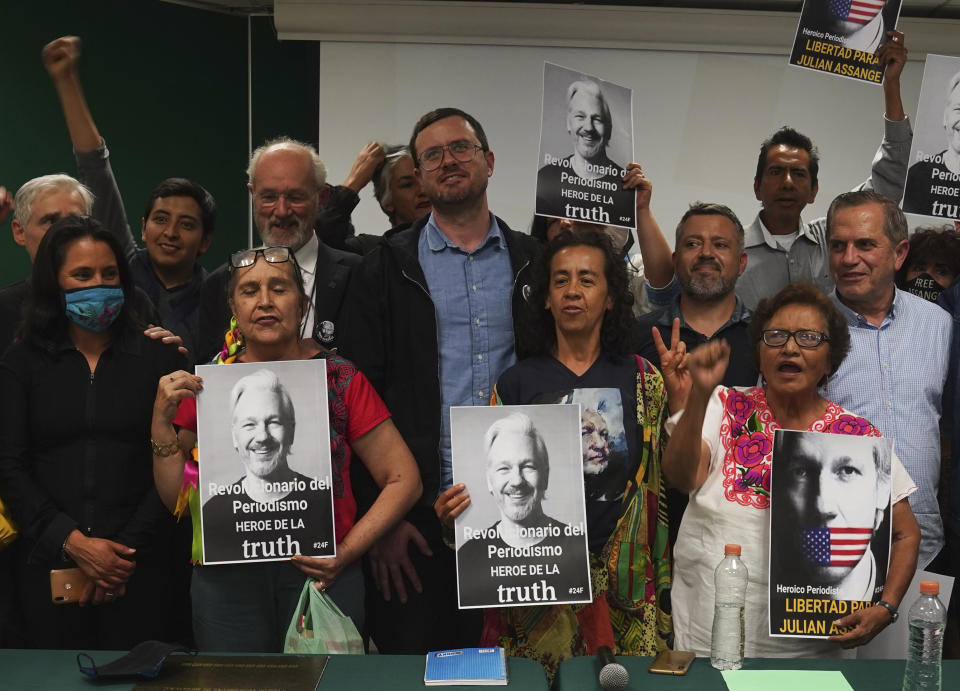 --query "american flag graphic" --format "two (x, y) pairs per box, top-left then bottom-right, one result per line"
(828, 0), (885, 25)
(802, 527), (873, 566)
